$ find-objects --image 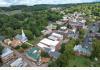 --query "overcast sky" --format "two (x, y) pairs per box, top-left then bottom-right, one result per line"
(0, 0), (100, 7)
